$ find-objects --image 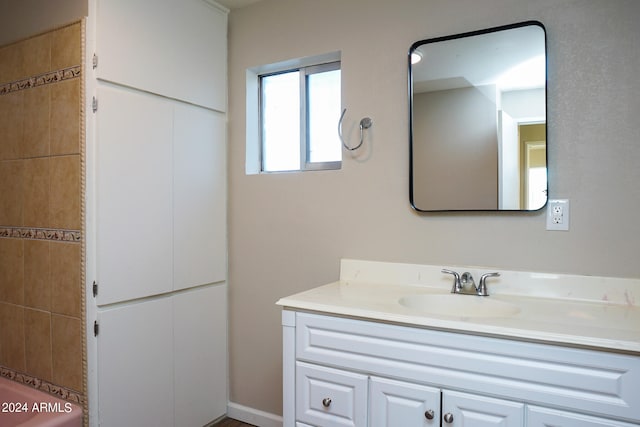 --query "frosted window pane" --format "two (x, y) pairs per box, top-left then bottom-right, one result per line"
(308, 69), (341, 163)
(262, 72), (300, 171)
